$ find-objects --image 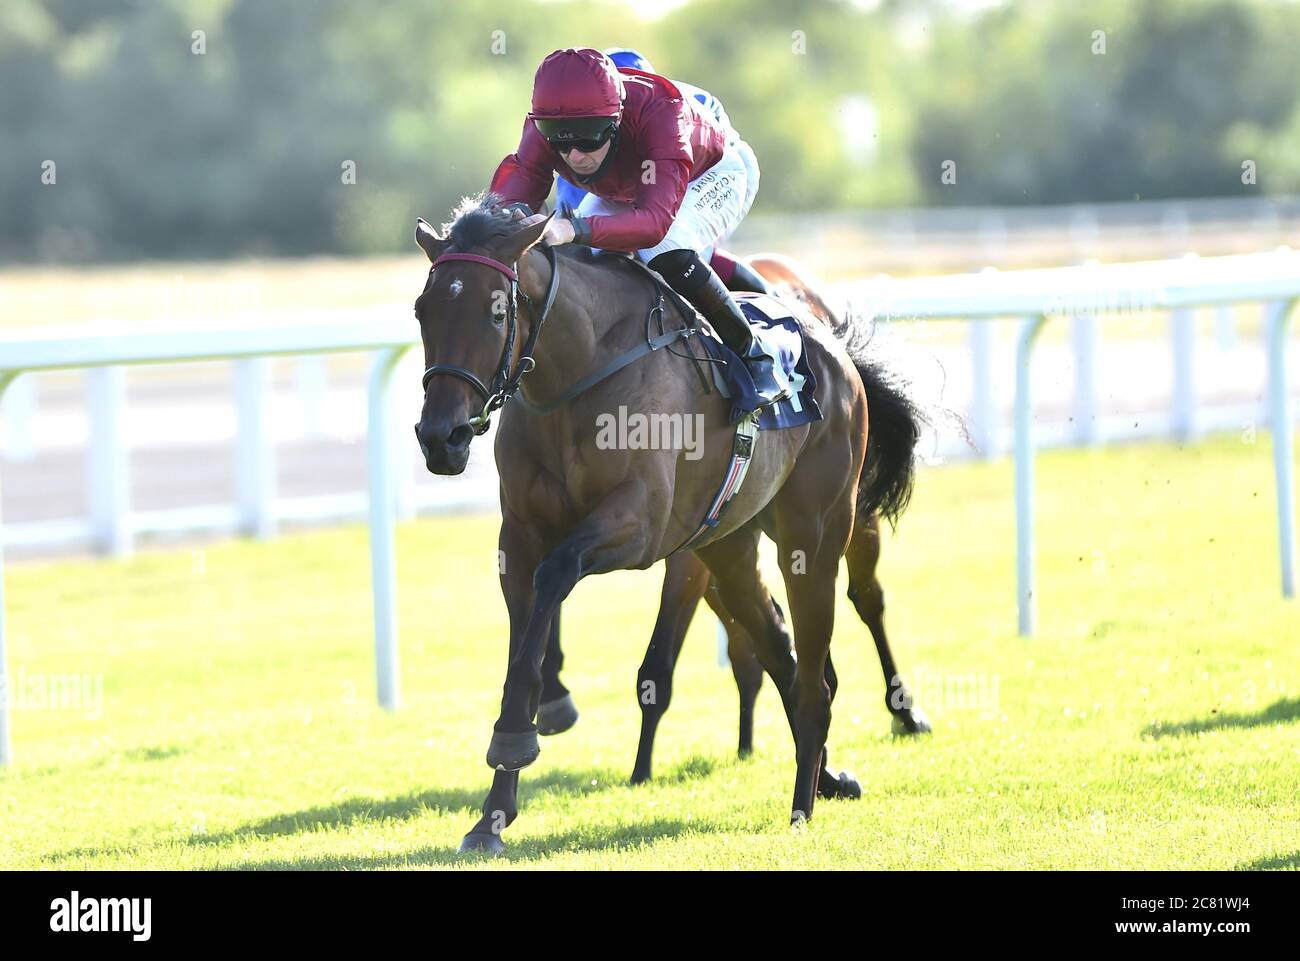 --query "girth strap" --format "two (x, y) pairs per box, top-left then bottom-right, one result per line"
(672, 410), (762, 554)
